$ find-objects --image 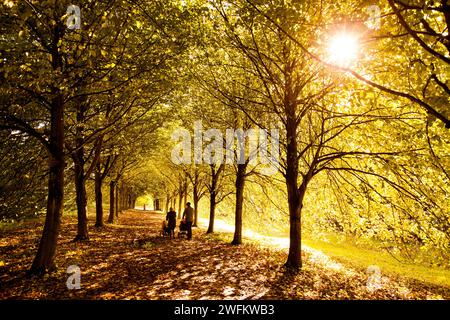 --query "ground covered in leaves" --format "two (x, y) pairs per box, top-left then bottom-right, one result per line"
(1, 210), (449, 300)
